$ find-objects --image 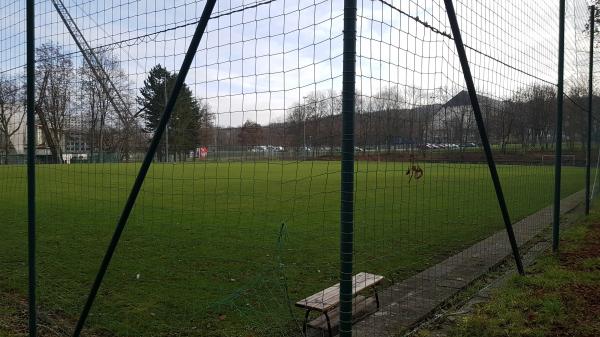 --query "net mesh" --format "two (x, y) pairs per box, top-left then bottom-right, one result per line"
(0, 0), (597, 336)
